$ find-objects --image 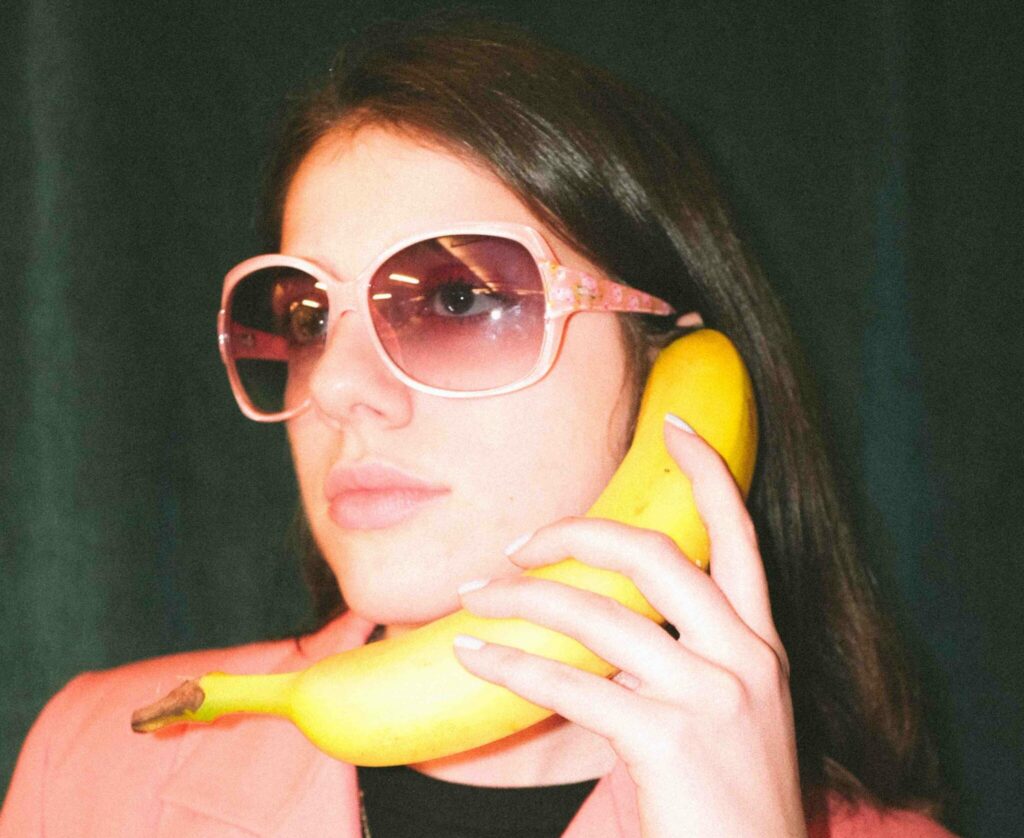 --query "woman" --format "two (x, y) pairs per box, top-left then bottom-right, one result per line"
(0, 13), (951, 837)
